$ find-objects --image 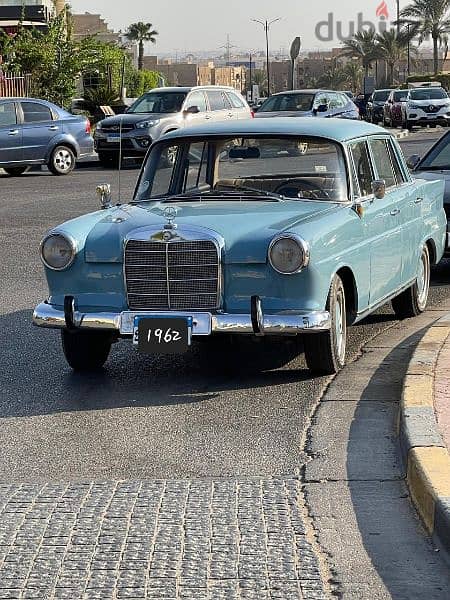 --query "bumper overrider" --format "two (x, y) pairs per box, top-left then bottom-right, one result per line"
(32, 297), (331, 336)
